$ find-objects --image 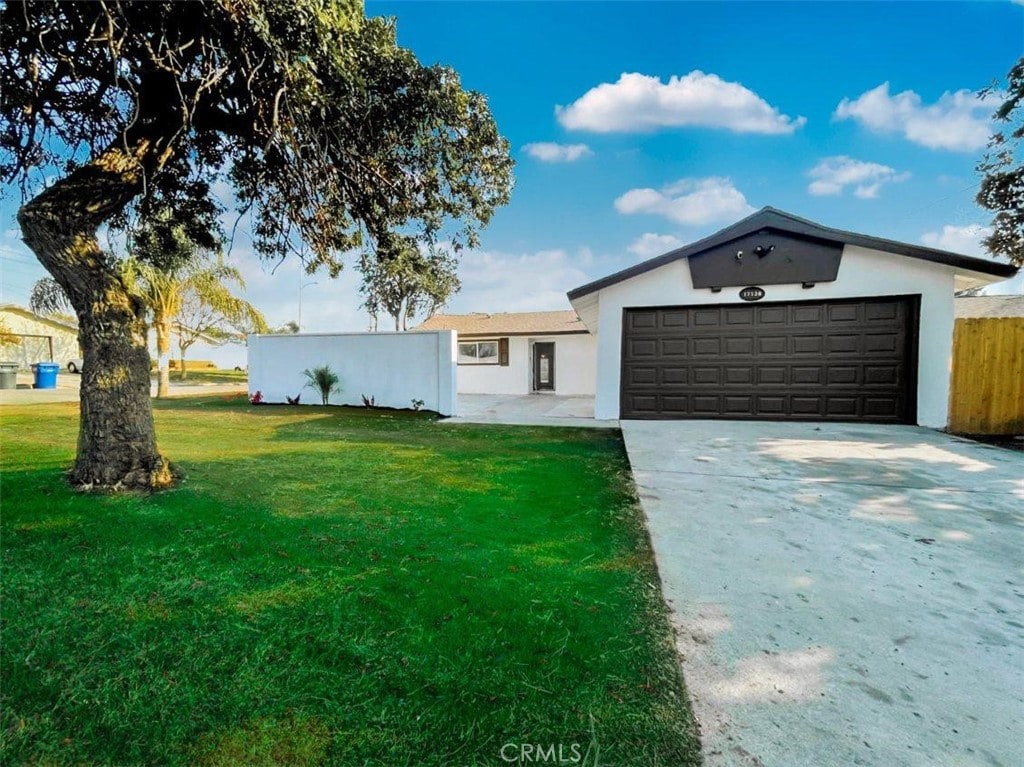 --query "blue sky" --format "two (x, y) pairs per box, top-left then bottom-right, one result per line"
(2, 1), (1022, 344)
